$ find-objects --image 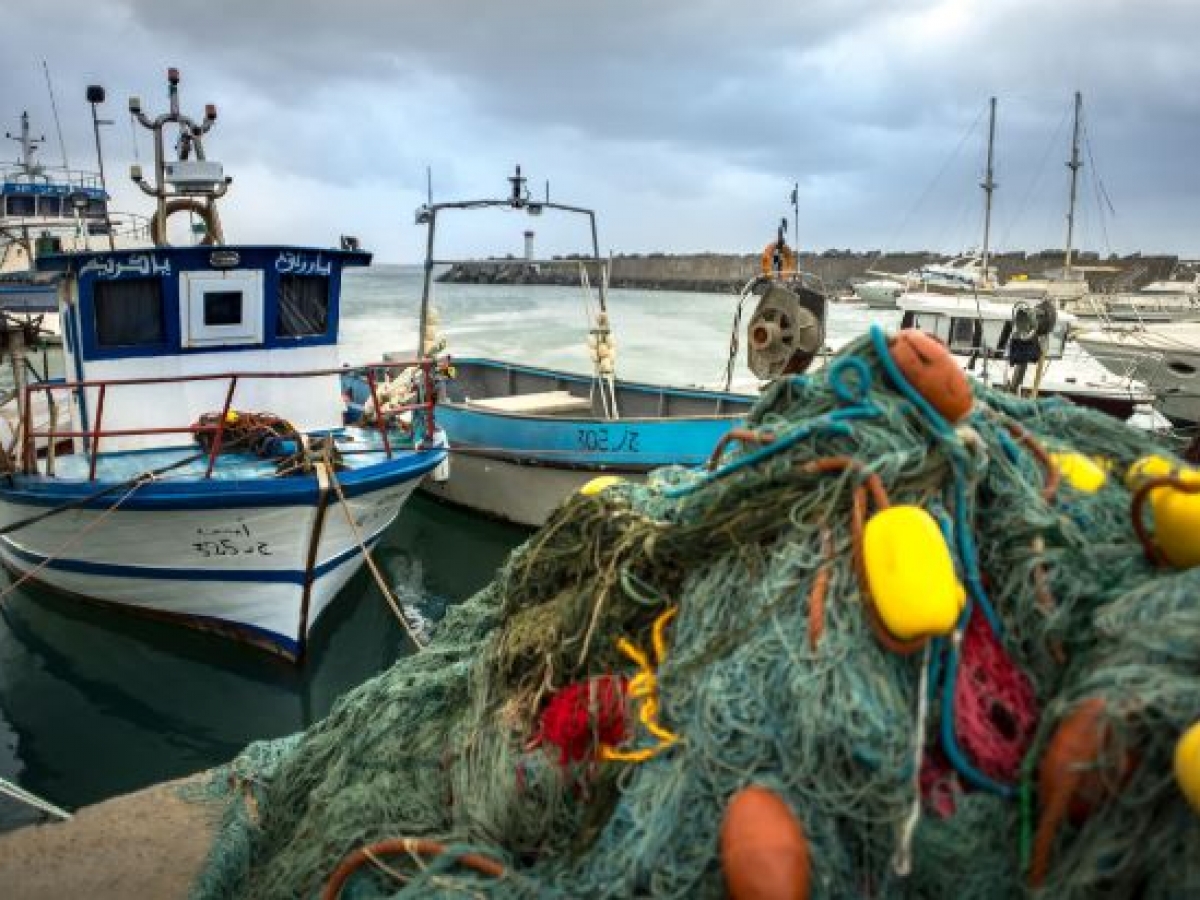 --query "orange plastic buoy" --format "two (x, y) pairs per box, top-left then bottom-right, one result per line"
(720, 786), (811, 900)
(888, 329), (973, 423)
(1030, 698), (1127, 887)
